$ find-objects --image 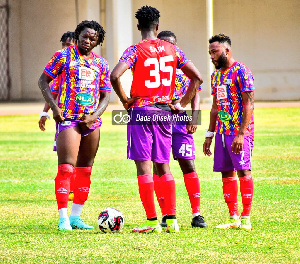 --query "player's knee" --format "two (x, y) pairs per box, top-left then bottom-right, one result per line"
(237, 170), (251, 177)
